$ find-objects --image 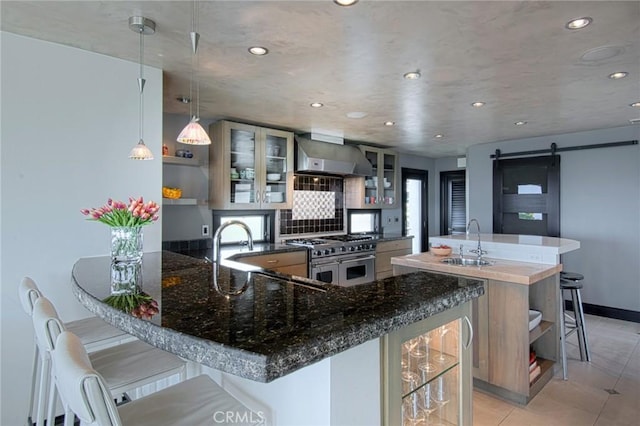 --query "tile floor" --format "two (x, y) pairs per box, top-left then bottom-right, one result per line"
(473, 314), (640, 425)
